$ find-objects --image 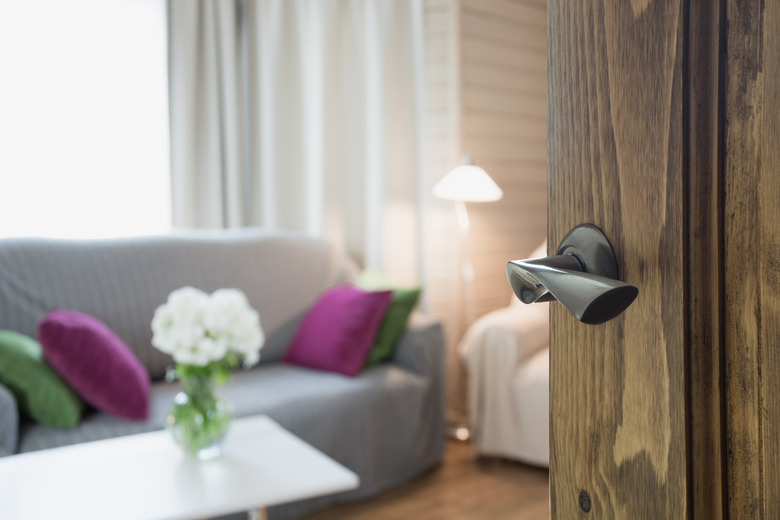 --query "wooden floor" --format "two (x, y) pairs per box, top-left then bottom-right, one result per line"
(301, 440), (549, 520)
